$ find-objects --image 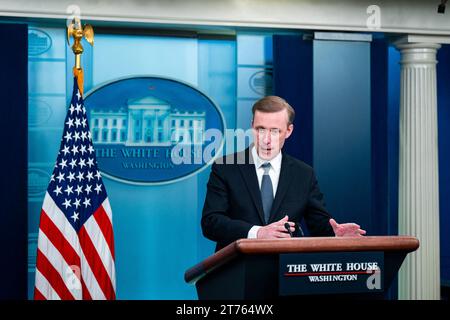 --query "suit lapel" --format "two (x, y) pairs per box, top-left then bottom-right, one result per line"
(268, 154), (294, 223)
(237, 148), (266, 225)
